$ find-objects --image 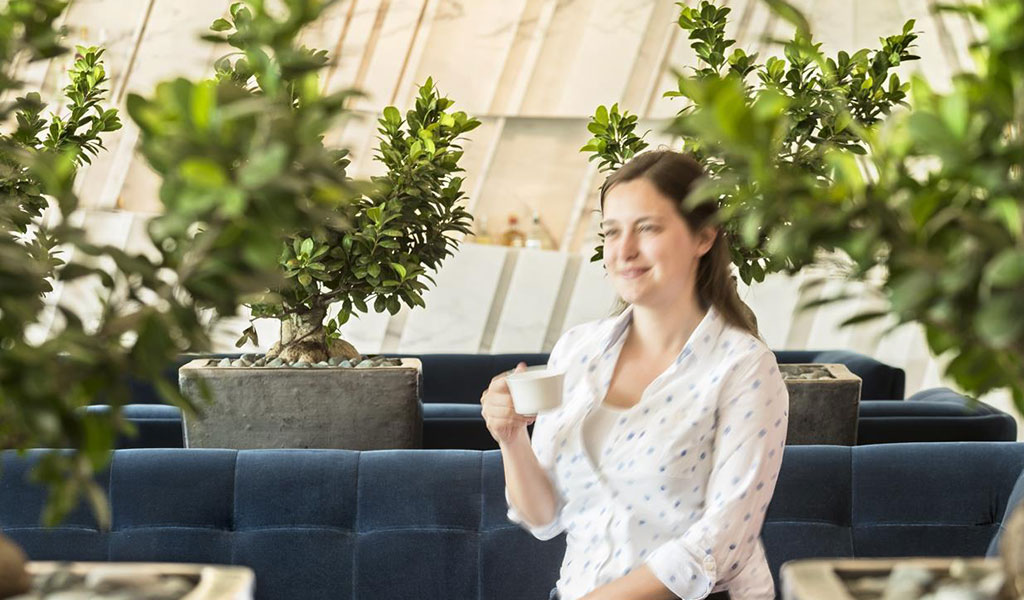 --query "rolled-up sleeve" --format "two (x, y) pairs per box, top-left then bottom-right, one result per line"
(645, 350), (789, 598)
(505, 483), (566, 540)
(503, 325), (584, 541)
